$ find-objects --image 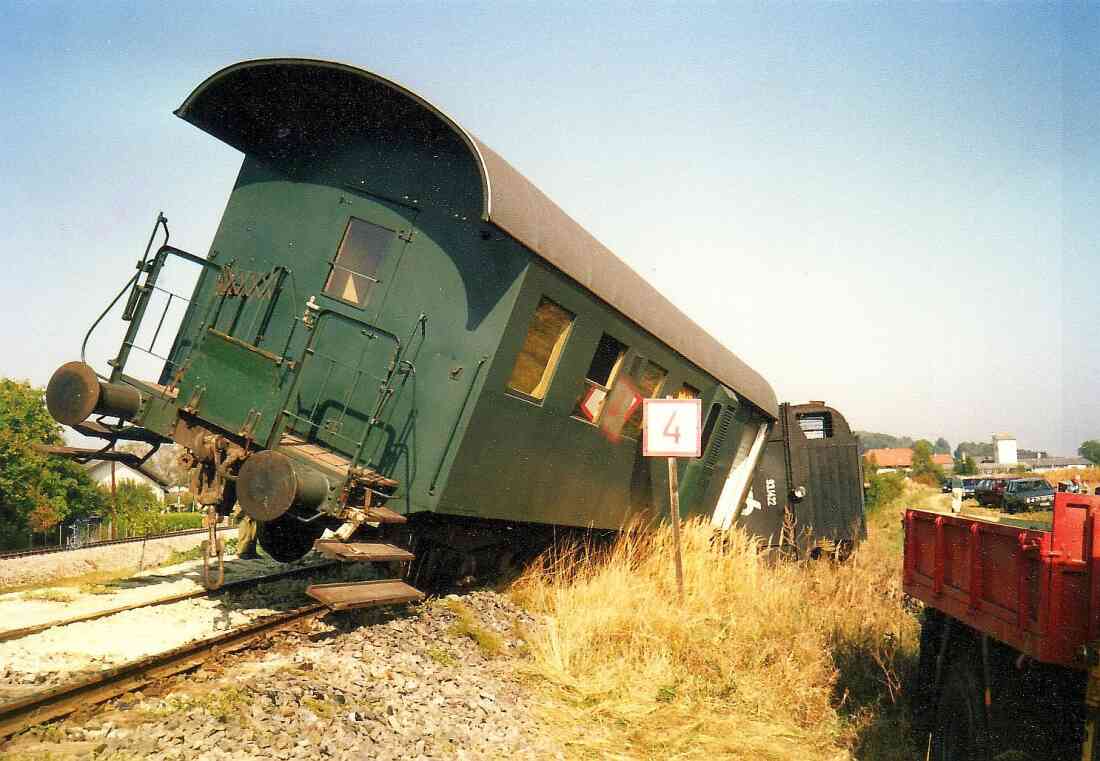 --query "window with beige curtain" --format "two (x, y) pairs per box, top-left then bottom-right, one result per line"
(505, 297), (575, 400)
